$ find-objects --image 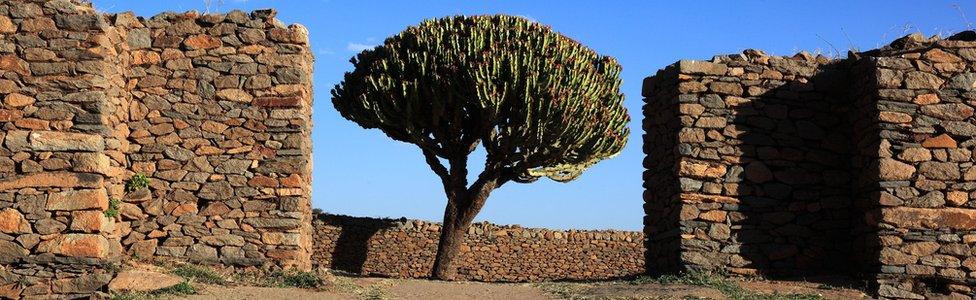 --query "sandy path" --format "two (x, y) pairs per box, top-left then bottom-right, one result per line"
(176, 275), (868, 300)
